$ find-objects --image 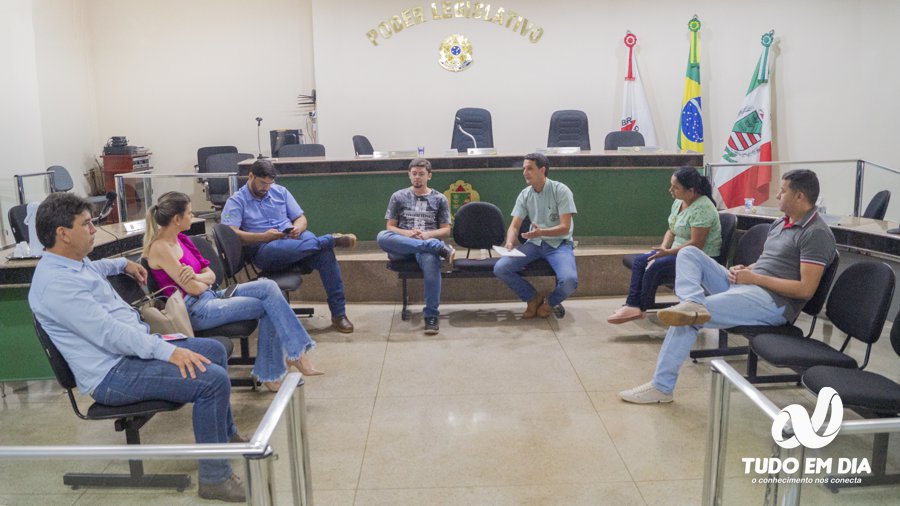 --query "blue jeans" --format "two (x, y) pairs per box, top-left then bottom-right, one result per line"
(252, 231), (347, 317)
(91, 338), (236, 485)
(185, 279), (315, 382)
(626, 252), (677, 310)
(493, 241), (578, 306)
(377, 230), (445, 317)
(651, 246), (787, 394)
